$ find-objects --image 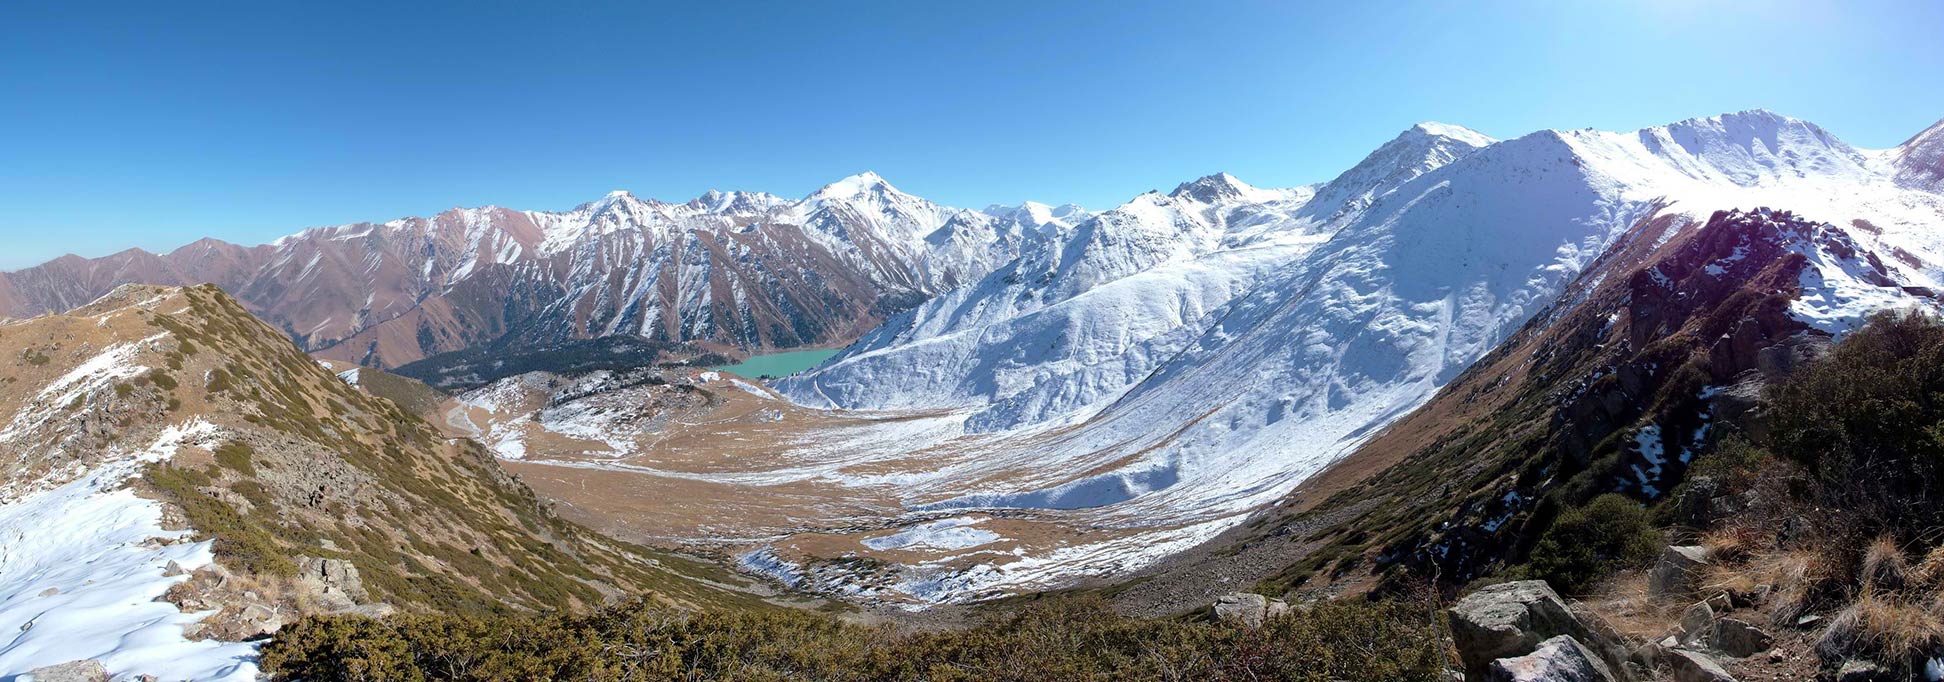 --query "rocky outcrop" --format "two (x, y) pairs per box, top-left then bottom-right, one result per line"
(1210, 593), (1291, 627)
(1836, 659), (1892, 681)
(1487, 635), (1618, 682)
(1449, 581), (1633, 678)
(296, 555), (369, 606)
(1678, 600), (1716, 645)
(1650, 546), (1711, 599)
(1705, 618), (1773, 658)
(1665, 649), (1735, 681)
(164, 556), (396, 642)
(22, 660), (110, 682)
